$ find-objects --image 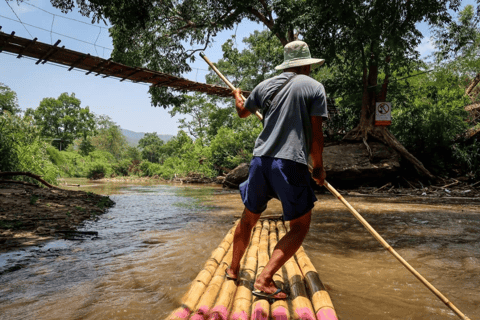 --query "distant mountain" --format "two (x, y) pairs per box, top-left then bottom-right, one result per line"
(121, 128), (174, 146)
